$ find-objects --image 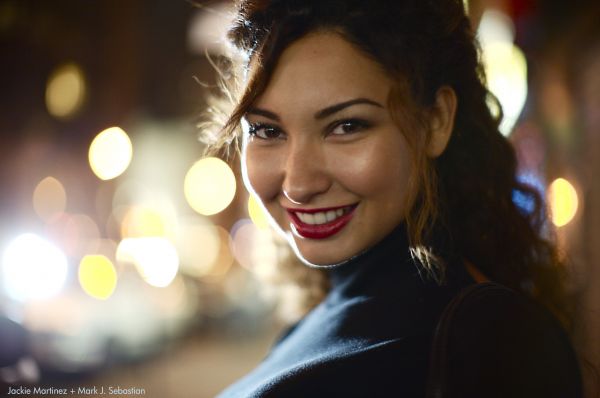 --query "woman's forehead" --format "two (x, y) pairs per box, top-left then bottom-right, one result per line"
(252, 32), (392, 112)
